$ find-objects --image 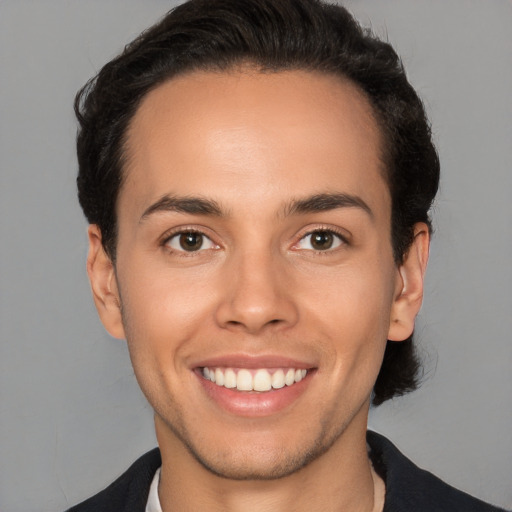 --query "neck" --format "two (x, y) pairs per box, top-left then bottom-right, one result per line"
(155, 408), (385, 512)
